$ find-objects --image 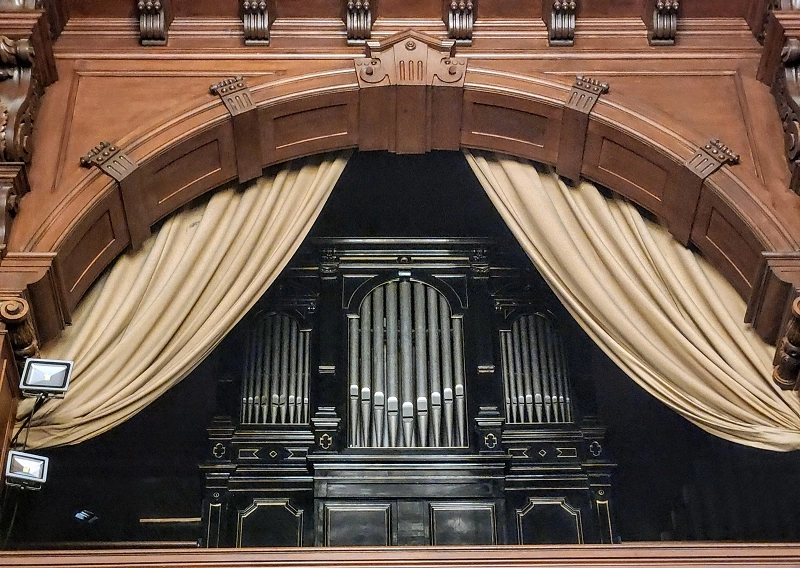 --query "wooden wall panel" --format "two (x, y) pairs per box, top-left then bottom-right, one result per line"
(690, 186), (764, 298)
(131, 122), (237, 228)
(582, 122), (687, 230)
(461, 91), (560, 165)
(58, 189), (129, 311)
(261, 92), (358, 165)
